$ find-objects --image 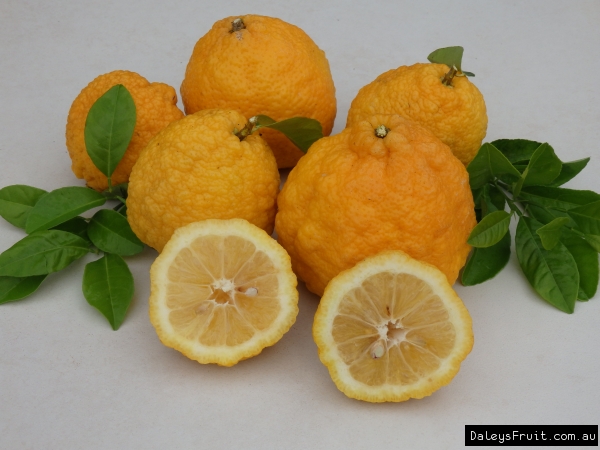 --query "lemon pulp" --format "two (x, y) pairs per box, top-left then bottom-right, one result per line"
(333, 271), (456, 386)
(166, 234), (281, 346)
(149, 219), (298, 367)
